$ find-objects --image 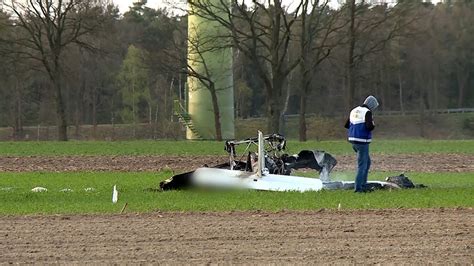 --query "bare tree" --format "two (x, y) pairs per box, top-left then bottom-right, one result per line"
(5, 0), (106, 140)
(342, 1), (415, 109)
(161, 19), (226, 140)
(188, 31), (224, 140)
(297, 0), (346, 141)
(188, 0), (302, 133)
(0, 11), (32, 139)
